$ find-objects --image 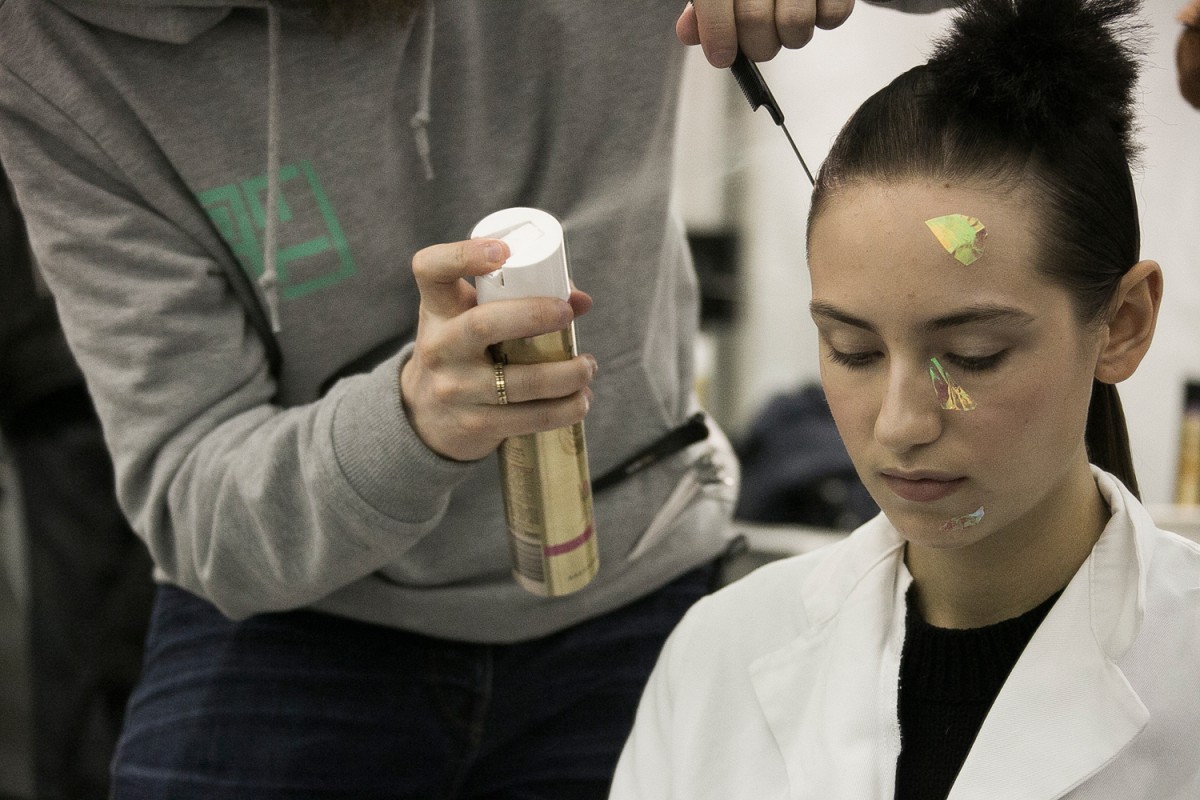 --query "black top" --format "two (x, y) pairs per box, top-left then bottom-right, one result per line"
(894, 584), (1062, 800)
